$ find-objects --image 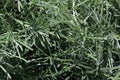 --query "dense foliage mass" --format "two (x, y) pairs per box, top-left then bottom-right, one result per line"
(0, 0), (120, 80)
